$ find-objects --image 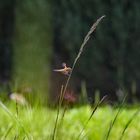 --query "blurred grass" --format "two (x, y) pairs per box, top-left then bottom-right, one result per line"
(0, 102), (140, 140)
